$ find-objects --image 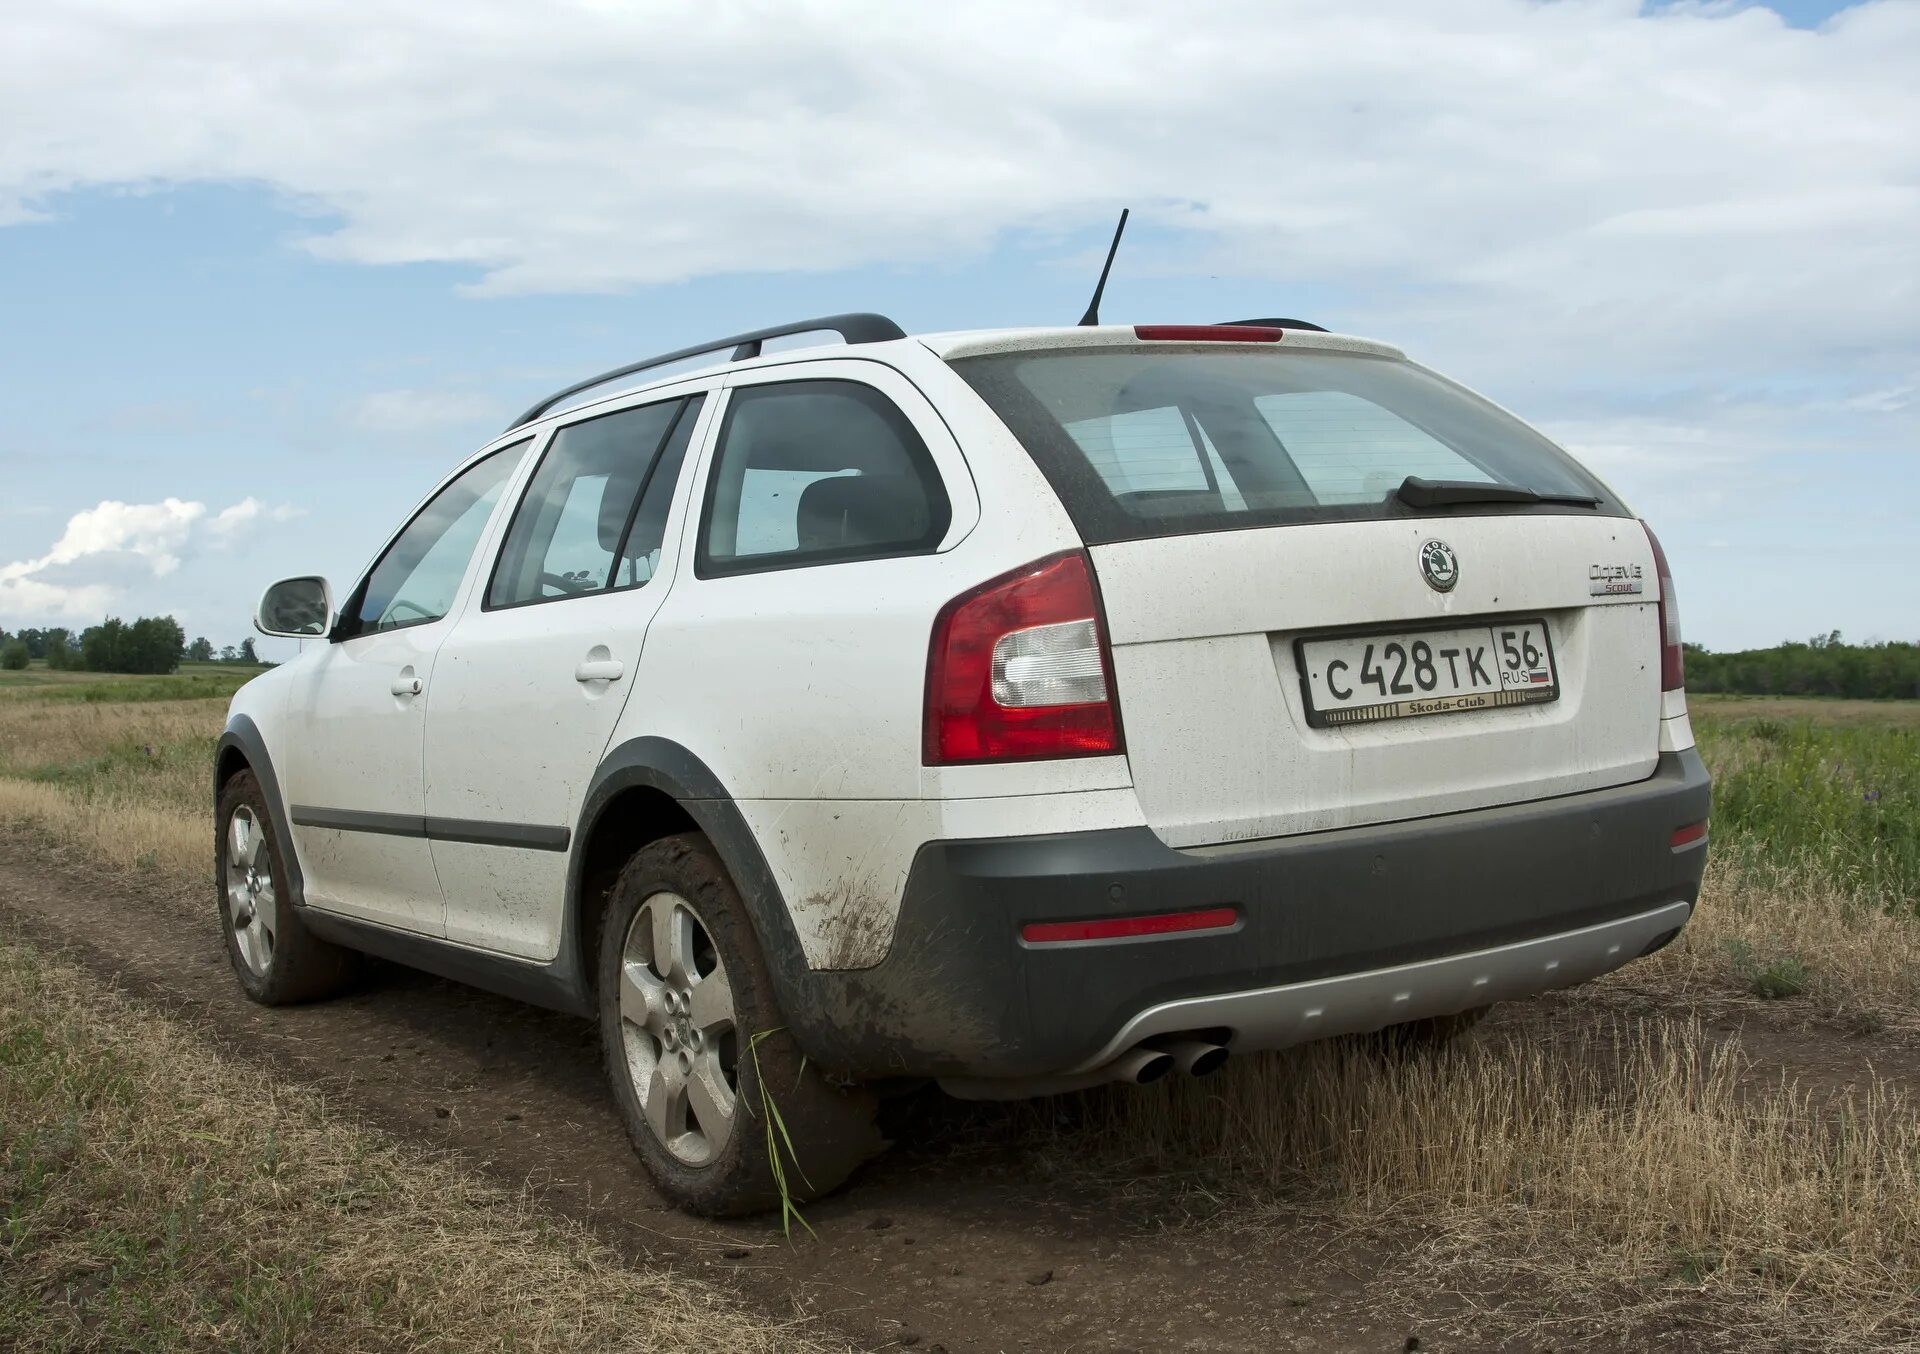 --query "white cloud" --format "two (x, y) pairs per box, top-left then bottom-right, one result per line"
(350, 388), (504, 435)
(0, 1), (1913, 389)
(0, 495), (294, 621)
(205, 498), (303, 543)
(2, 2), (1915, 648)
